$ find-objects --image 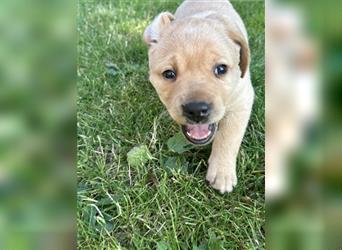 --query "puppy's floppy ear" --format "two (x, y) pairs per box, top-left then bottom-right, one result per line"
(228, 30), (250, 78)
(143, 12), (175, 46)
(201, 14), (250, 78)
